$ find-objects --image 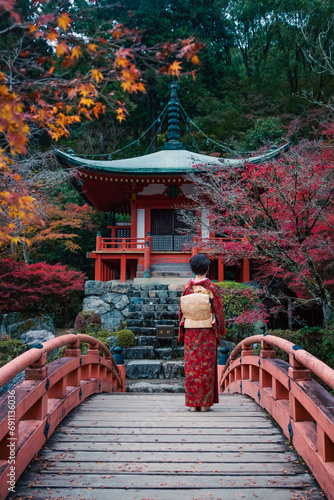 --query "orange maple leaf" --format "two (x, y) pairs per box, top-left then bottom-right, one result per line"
(56, 41), (69, 57)
(191, 55), (200, 65)
(57, 13), (72, 31)
(80, 97), (95, 108)
(87, 43), (98, 52)
(116, 108), (126, 123)
(71, 46), (82, 59)
(90, 69), (104, 83)
(47, 29), (59, 42)
(168, 61), (182, 77)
